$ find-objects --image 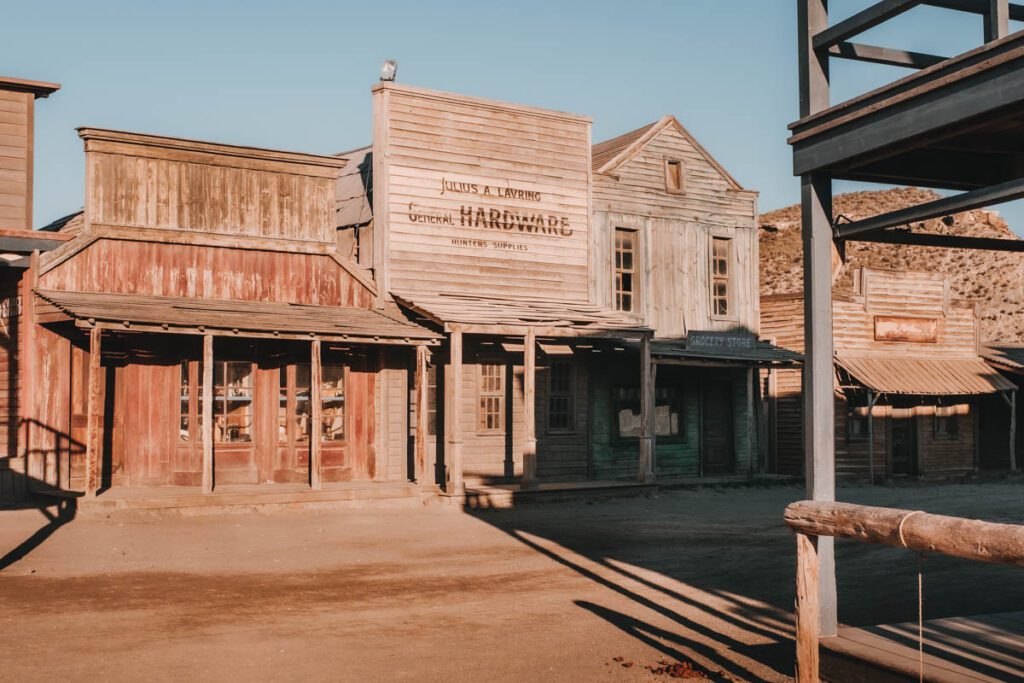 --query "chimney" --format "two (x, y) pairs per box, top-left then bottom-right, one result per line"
(0, 76), (60, 231)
